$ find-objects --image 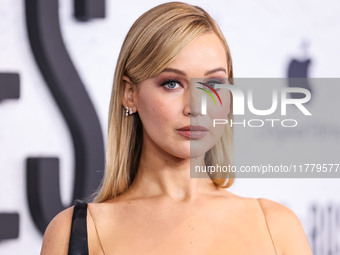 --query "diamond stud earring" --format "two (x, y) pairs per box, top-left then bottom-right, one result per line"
(125, 106), (133, 116)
